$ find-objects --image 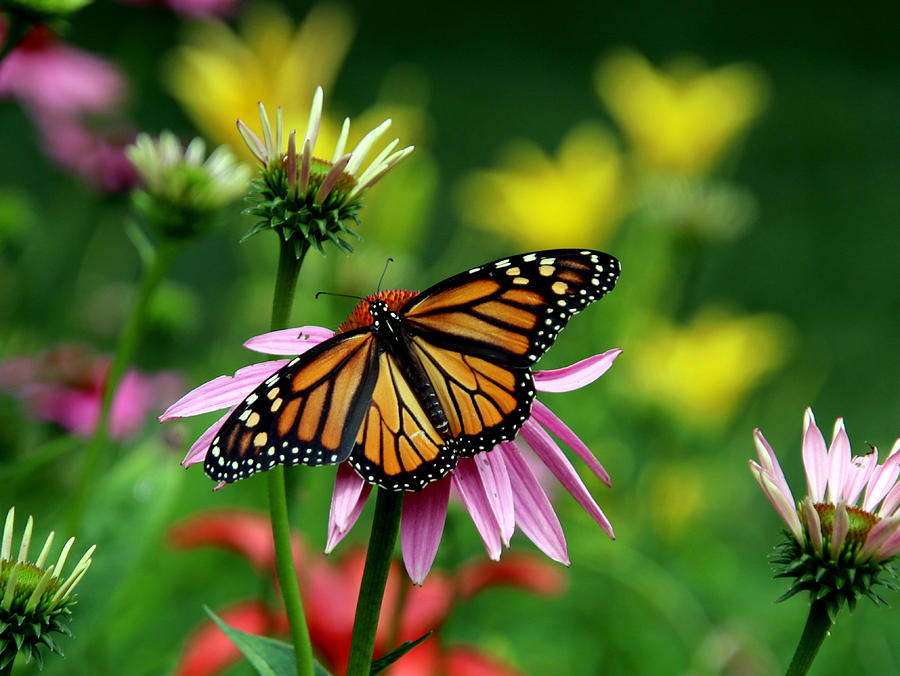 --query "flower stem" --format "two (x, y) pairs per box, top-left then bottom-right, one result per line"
(67, 239), (180, 534)
(785, 599), (833, 676)
(267, 238), (313, 676)
(346, 488), (403, 676)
